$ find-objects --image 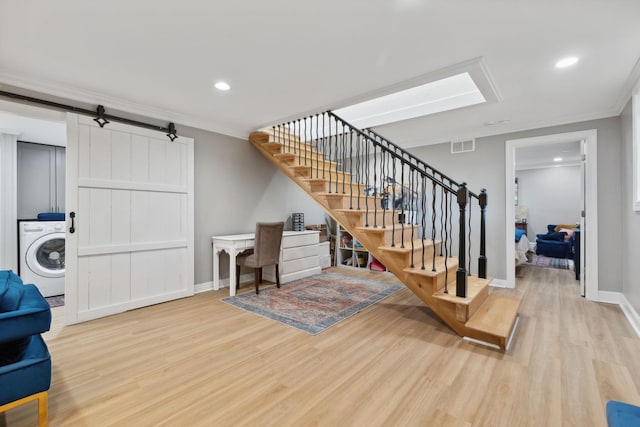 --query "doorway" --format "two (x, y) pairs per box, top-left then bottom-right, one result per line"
(505, 130), (598, 300)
